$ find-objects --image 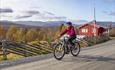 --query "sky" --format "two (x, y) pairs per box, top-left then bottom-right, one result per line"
(0, 0), (115, 22)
